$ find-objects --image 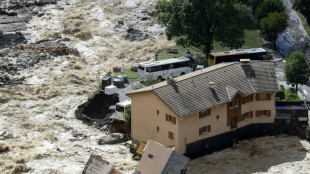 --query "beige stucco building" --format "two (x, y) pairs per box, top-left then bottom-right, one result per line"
(127, 61), (278, 157)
